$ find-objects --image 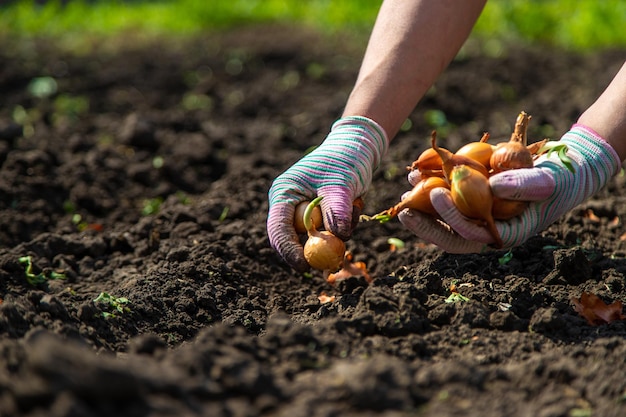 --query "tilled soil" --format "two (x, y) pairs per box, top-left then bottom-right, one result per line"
(0, 25), (626, 417)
